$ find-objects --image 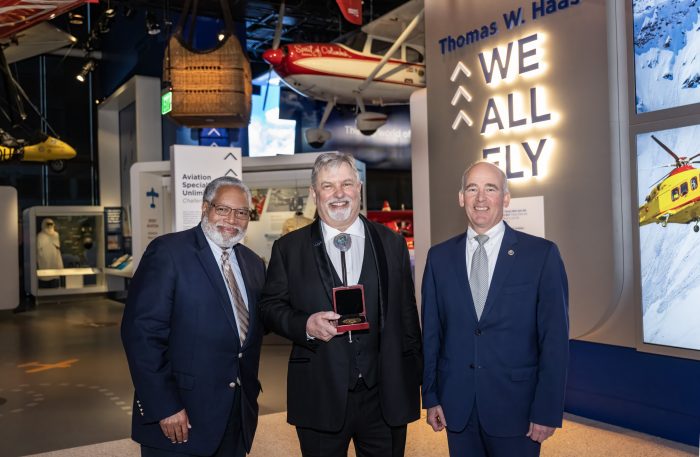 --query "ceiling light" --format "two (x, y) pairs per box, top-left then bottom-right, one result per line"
(145, 11), (161, 35)
(69, 12), (84, 25)
(104, 8), (116, 18)
(76, 60), (95, 83)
